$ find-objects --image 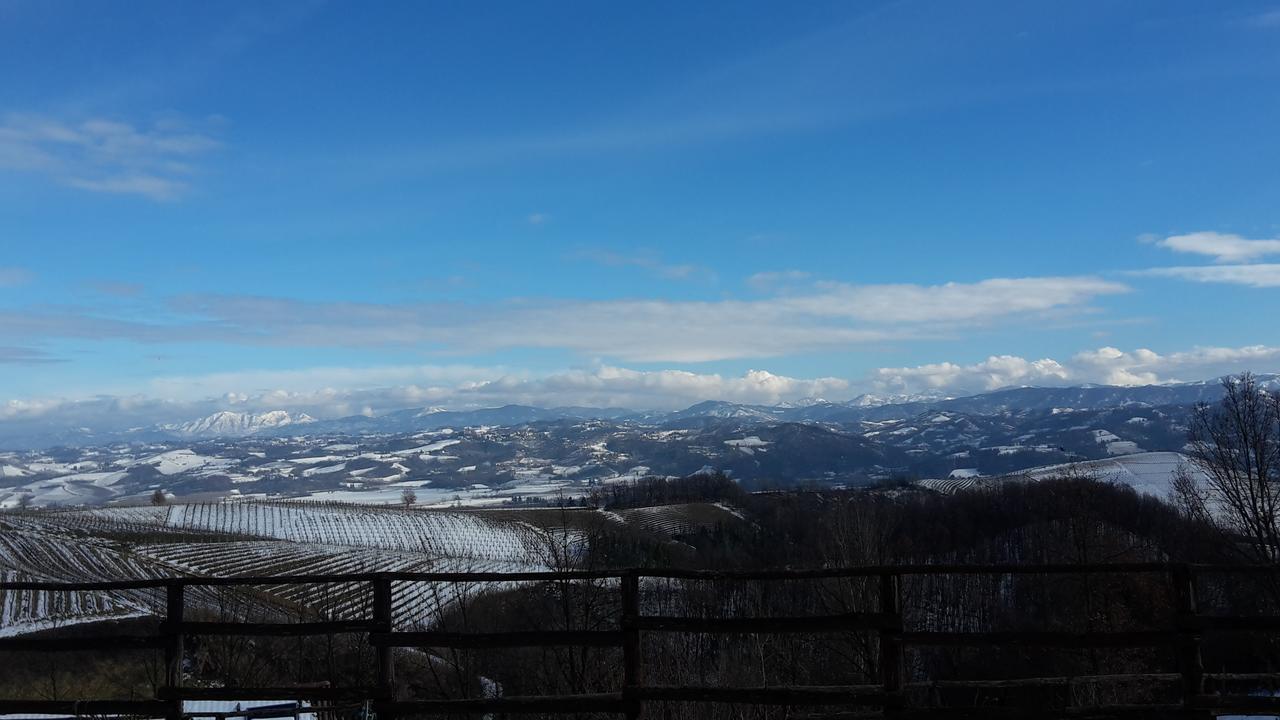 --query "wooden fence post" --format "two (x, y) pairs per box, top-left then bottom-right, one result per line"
(621, 570), (641, 720)
(879, 572), (903, 719)
(1173, 564), (1208, 720)
(373, 575), (396, 720)
(164, 581), (185, 720)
